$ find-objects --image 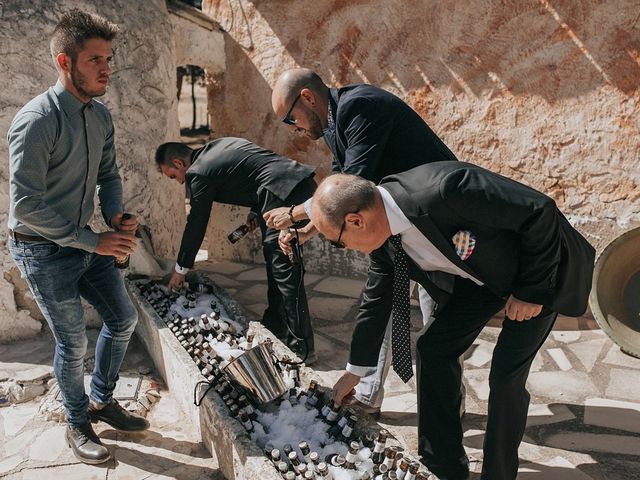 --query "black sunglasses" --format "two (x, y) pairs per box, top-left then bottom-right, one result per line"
(281, 93), (301, 126)
(329, 219), (347, 249)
